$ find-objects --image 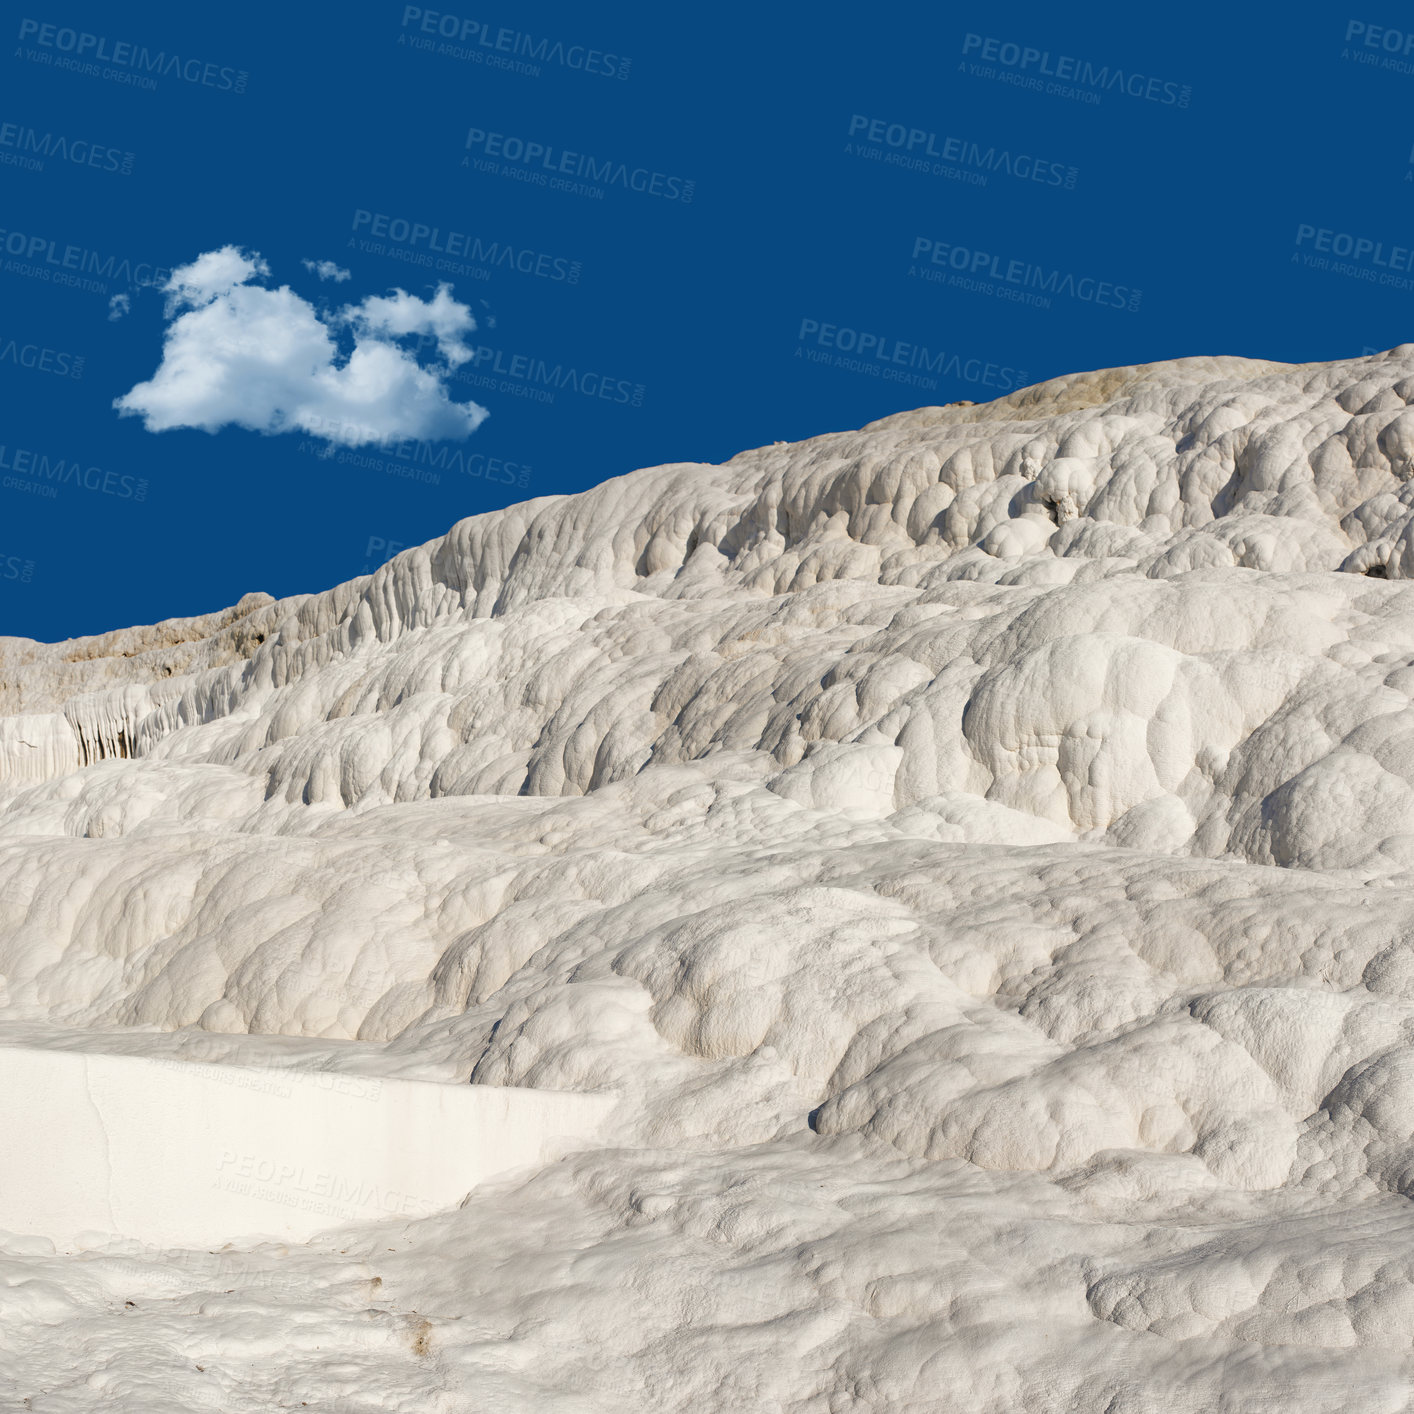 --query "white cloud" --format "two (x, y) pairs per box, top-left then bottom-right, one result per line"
(344, 284), (475, 366)
(114, 246), (488, 447)
(302, 258), (351, 283)
(165, 246), (270, 314)
(107, 294), (130, 322)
